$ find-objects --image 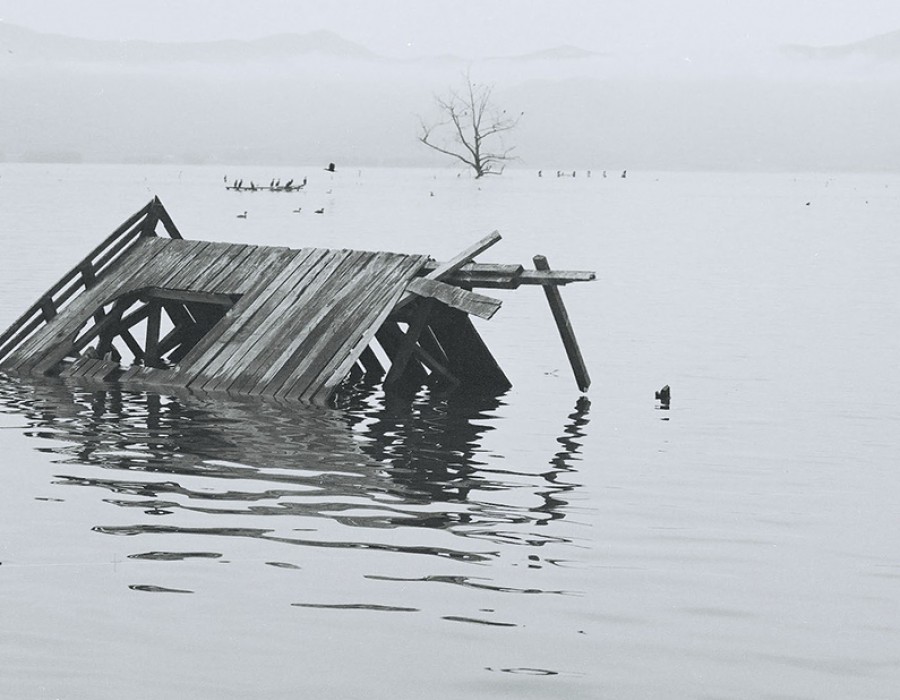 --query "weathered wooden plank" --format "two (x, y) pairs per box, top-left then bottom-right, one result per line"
(419, 261), (595, 288)
(223, 248), (360, 395)
(170, 245), (301, 388)
(275, 252), (409, 398)
(227, 245), (296, 295)
(253, 249), (373, 397)
(420, 262), (523, 288)
(300, 253), (425, 403)
(394, 231), (501, 311)
(196, 248), (331, 394)
(405, 277), (501, 320)
(142, 288), (236, 307)
(533, 255), (590, 393)
(280, 252), (417, 400)
(130, 239), (207, 290)
(179, 247), (316, 391)
(147, 240), (217, 290)
(147, 247), (267, 383)
(516, 269), (596, 285)
(196, 243), (257, 293)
